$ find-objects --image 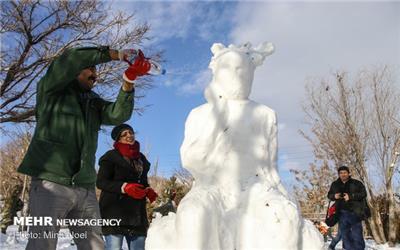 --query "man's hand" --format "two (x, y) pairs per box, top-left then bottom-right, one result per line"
(118, 49), (139, 65)
(122, 51), (151, 84)
(122, 81), (134, 92)
(109, 49), (120, 60)
(343, 193), (350, 201)
(109, 49), (138, 63)
(334, 193), (342, 199)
